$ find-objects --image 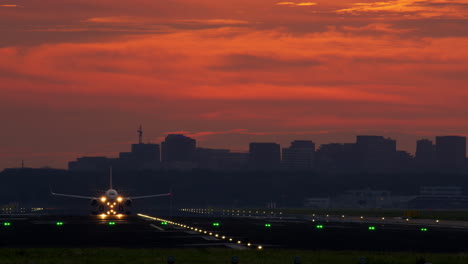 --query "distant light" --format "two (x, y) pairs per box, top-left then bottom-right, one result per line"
(237, 241), (242, 244)
(436, 220), (439, 223)
(421, 228), (428, 232)
(109, 222), (116, 226)
(368, 226), (375, 231)
(247, 243), (251, 246)
(56, 222), (64, 226)
(258, 245), (263, 250)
